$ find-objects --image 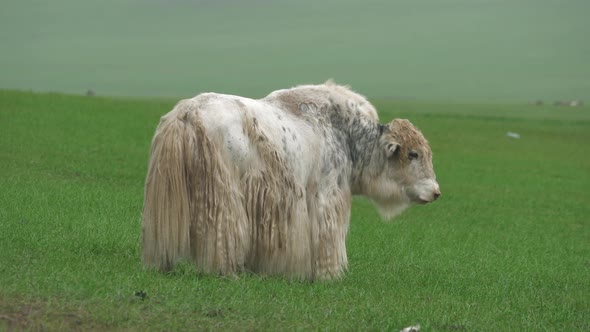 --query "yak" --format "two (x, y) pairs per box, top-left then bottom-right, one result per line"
(142, 82), (440, 280)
